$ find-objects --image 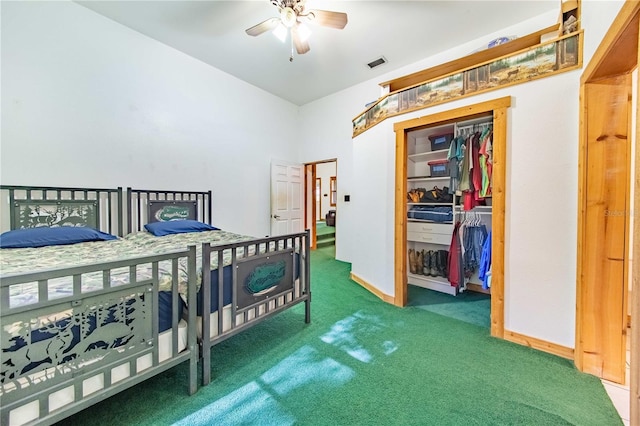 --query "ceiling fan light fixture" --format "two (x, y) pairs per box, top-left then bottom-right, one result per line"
(246, 0), (348, 59)
(297, 23), (311, 42)
(273, 23), (288, 42)
(280, 7), (297, 28)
